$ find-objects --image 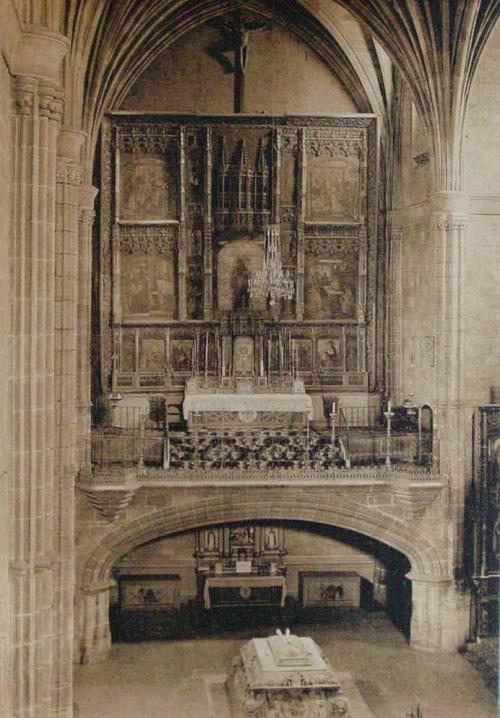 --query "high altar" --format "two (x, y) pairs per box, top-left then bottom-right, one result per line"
(183, 316), (313, 430)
